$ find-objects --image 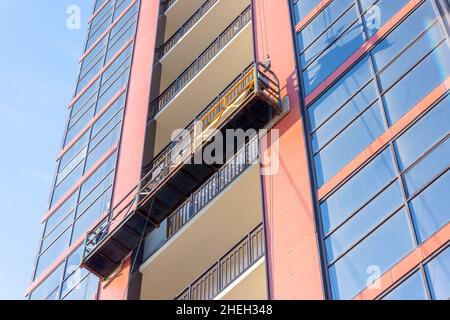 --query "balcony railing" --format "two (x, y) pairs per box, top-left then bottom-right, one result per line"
(166, 136), (258, 239)
(160, 0), (177, 14)
(176, 223), (265, 300)
(156, 0), (219, 60)
(82, 62), (280, 279)
(151, 5), (252, 116)
(141, 63), (278, 201)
